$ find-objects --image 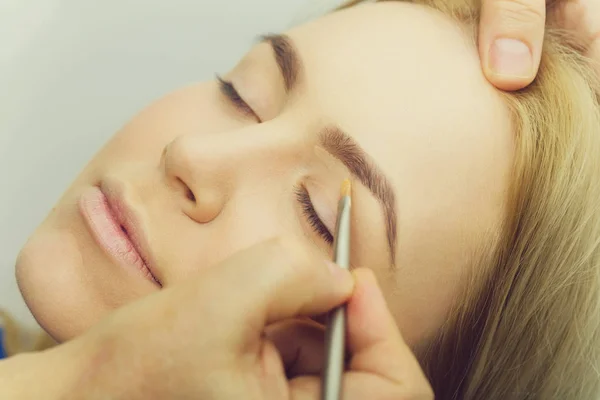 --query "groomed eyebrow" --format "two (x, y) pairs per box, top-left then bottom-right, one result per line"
(260, 34), (301, 92)
(258, 34), (398, 265)
(320, 127), (398, 265)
